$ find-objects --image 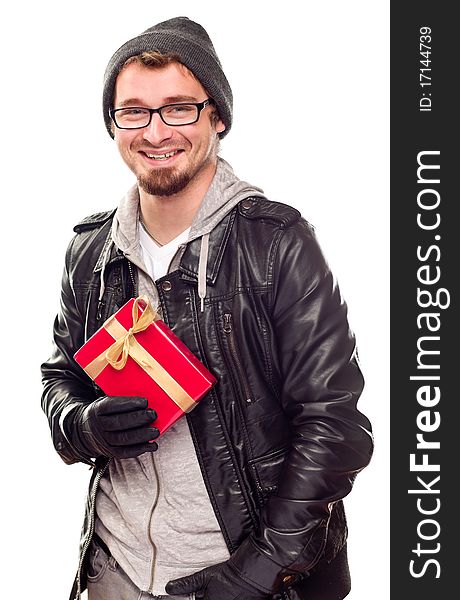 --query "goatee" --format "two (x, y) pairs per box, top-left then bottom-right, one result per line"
(138, 168), (193, 197)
